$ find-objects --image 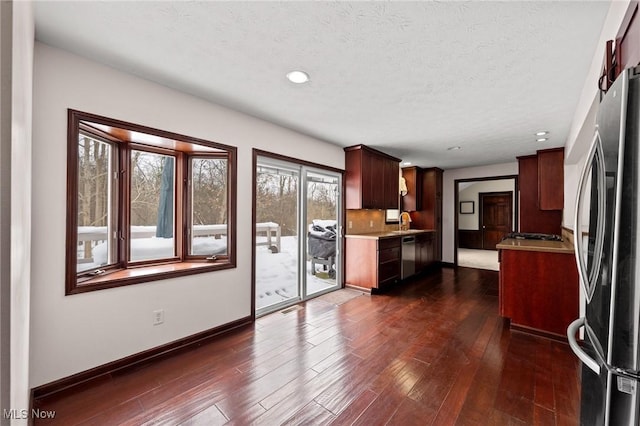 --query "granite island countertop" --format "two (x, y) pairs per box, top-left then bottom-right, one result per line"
(496, 238), (574, 254)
